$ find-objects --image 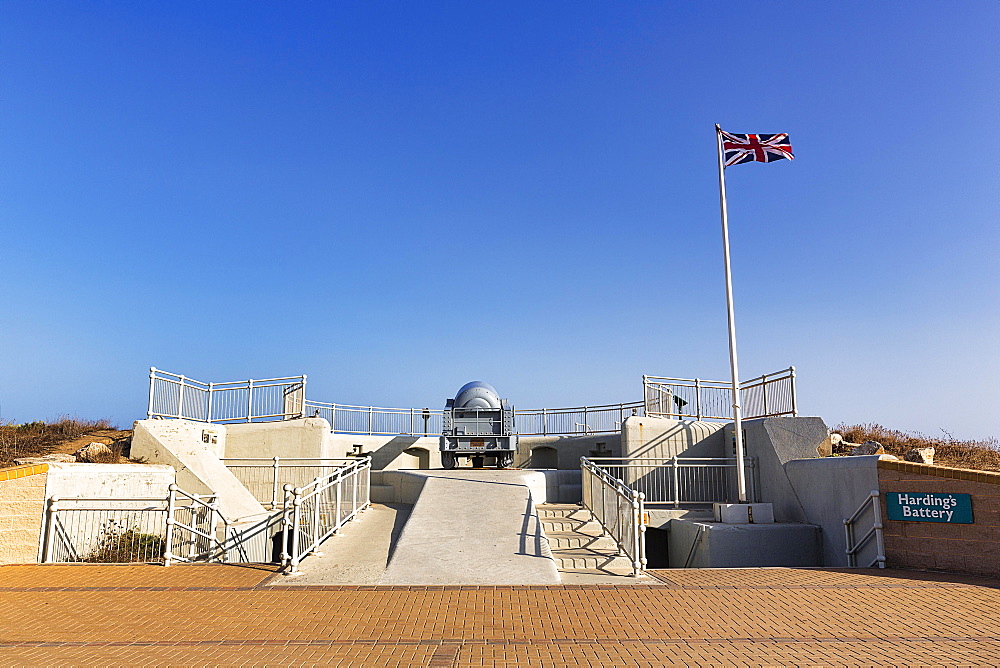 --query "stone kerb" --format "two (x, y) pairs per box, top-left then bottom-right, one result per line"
(877, 459), (1000, 577)
(0, 464), (49, 564)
